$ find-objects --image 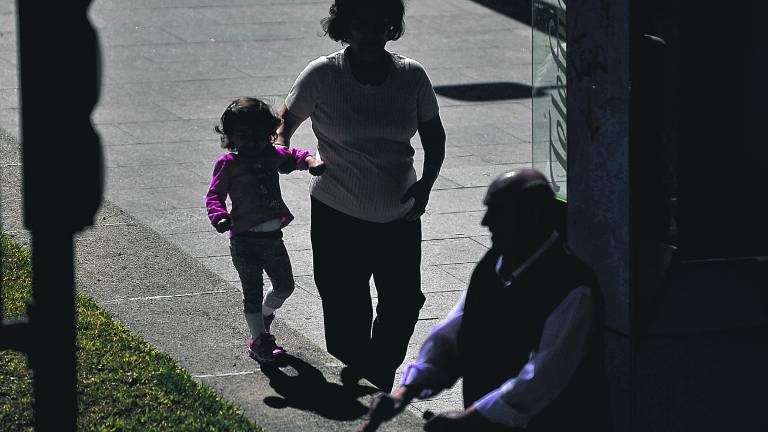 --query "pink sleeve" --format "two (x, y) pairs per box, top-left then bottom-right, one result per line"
(274, 145), (311, 173)
(206, 157), (230, 224)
